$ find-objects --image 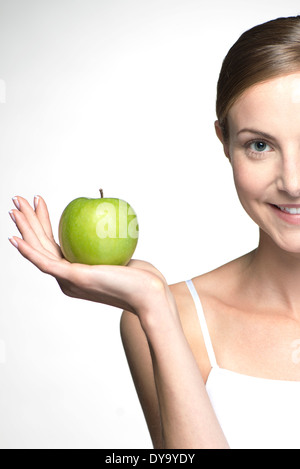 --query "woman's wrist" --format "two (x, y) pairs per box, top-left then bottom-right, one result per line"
(137, 284), (183, 340)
